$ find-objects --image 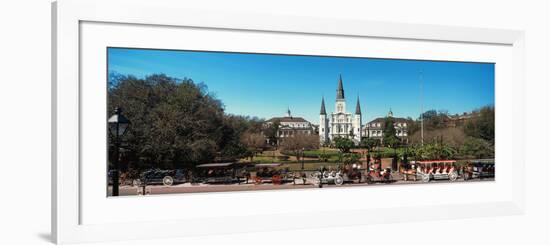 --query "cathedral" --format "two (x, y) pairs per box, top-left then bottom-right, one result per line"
(319, 75), (362, 144)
